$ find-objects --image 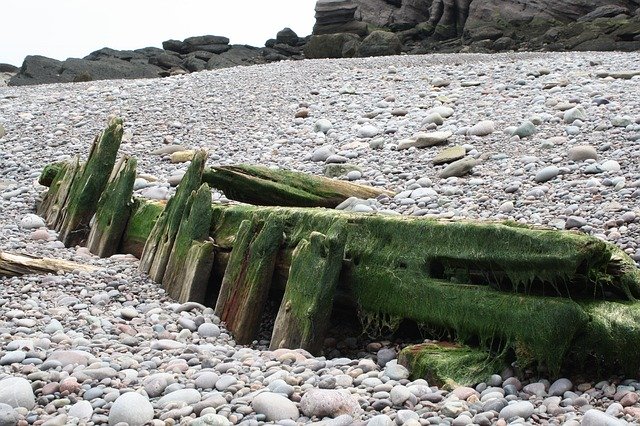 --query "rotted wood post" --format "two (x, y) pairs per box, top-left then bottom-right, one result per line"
(86, 156), (137, 257)
(214, 215), (284, 344)
(139, 150), (207, 282)
(270, 220), (347, 354)
(0, 250), (98, 277)
(163, 183), (215, 303)
(57, 118), (124, 246)
(37, 157), (81, 228)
